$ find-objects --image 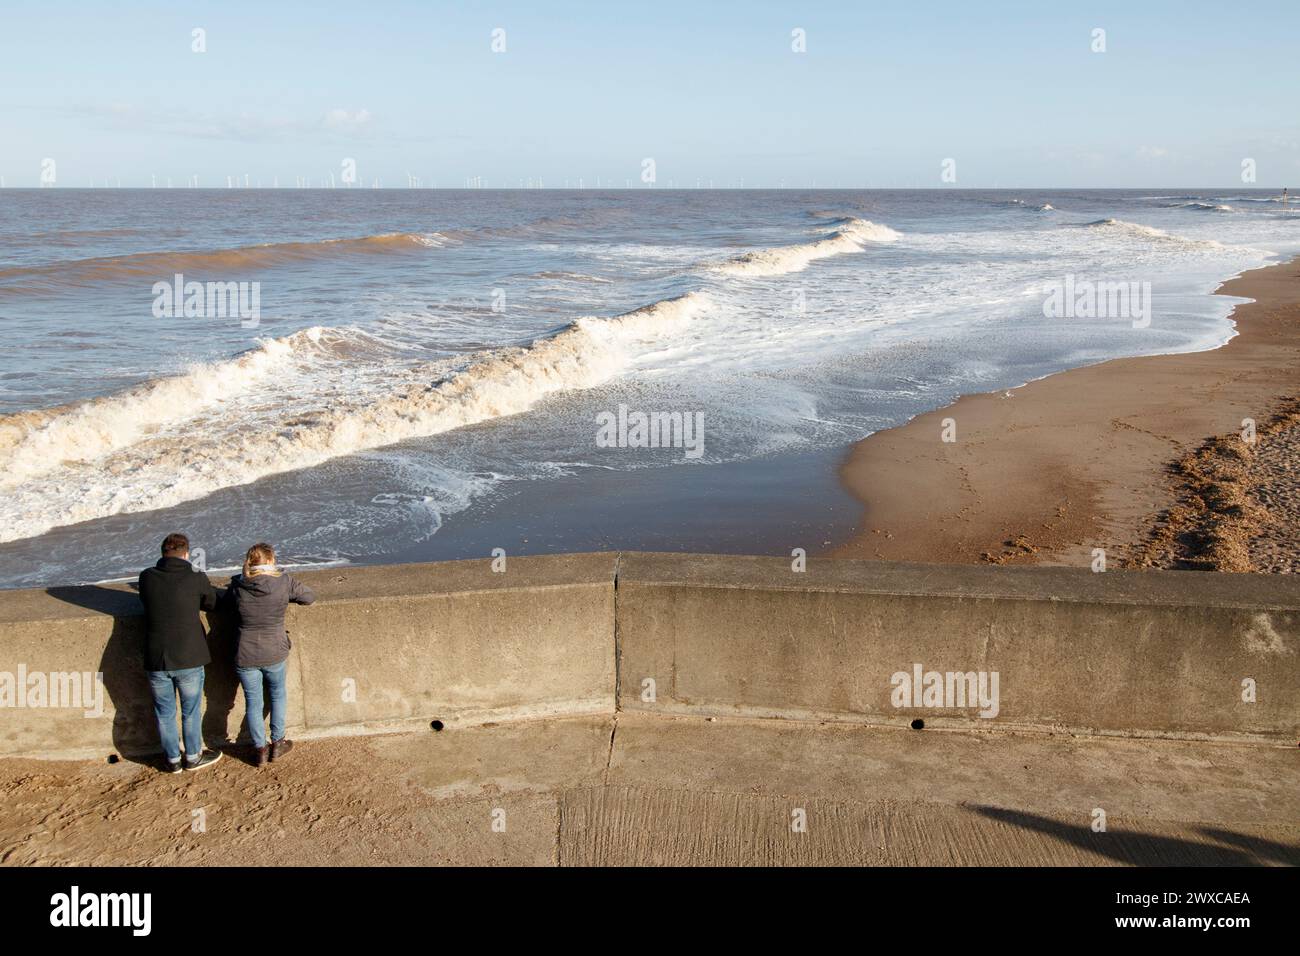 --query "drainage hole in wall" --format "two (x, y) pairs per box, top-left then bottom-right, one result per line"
(430, 720), (444, 732)
(910, 719), (925, 730)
